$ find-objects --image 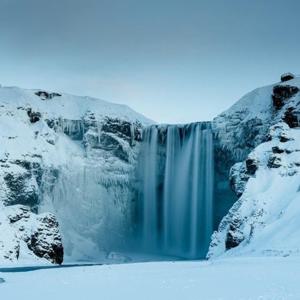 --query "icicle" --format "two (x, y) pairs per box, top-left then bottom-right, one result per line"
(130, 123), (135, 146)
(97, 122), (102, 144)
